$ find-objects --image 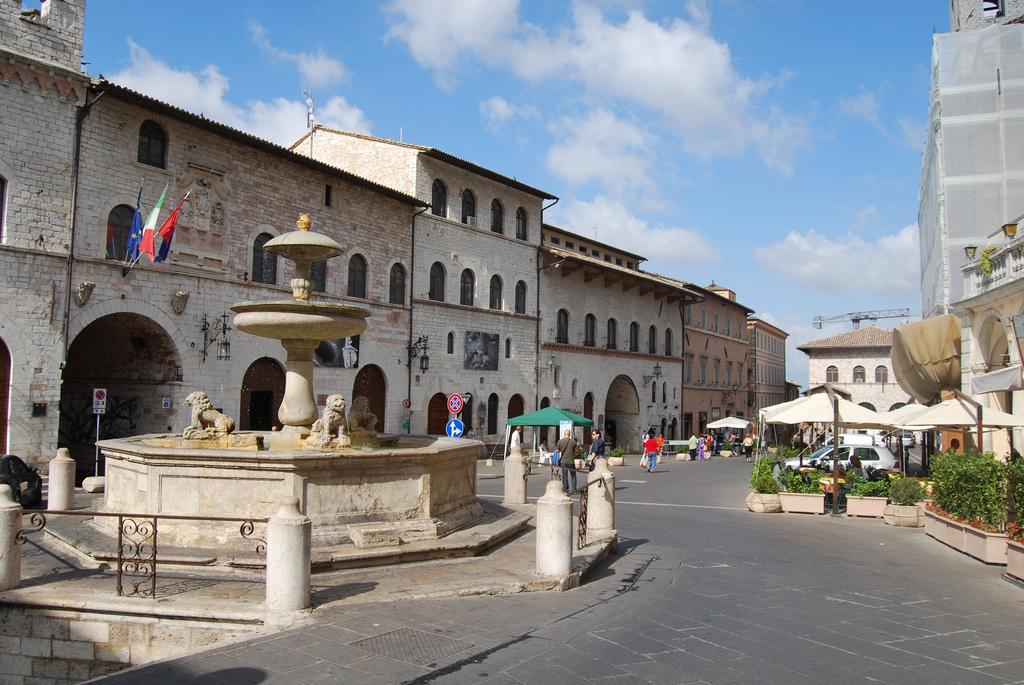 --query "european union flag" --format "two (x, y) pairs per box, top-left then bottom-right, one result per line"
(125, 187), (143, 262)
